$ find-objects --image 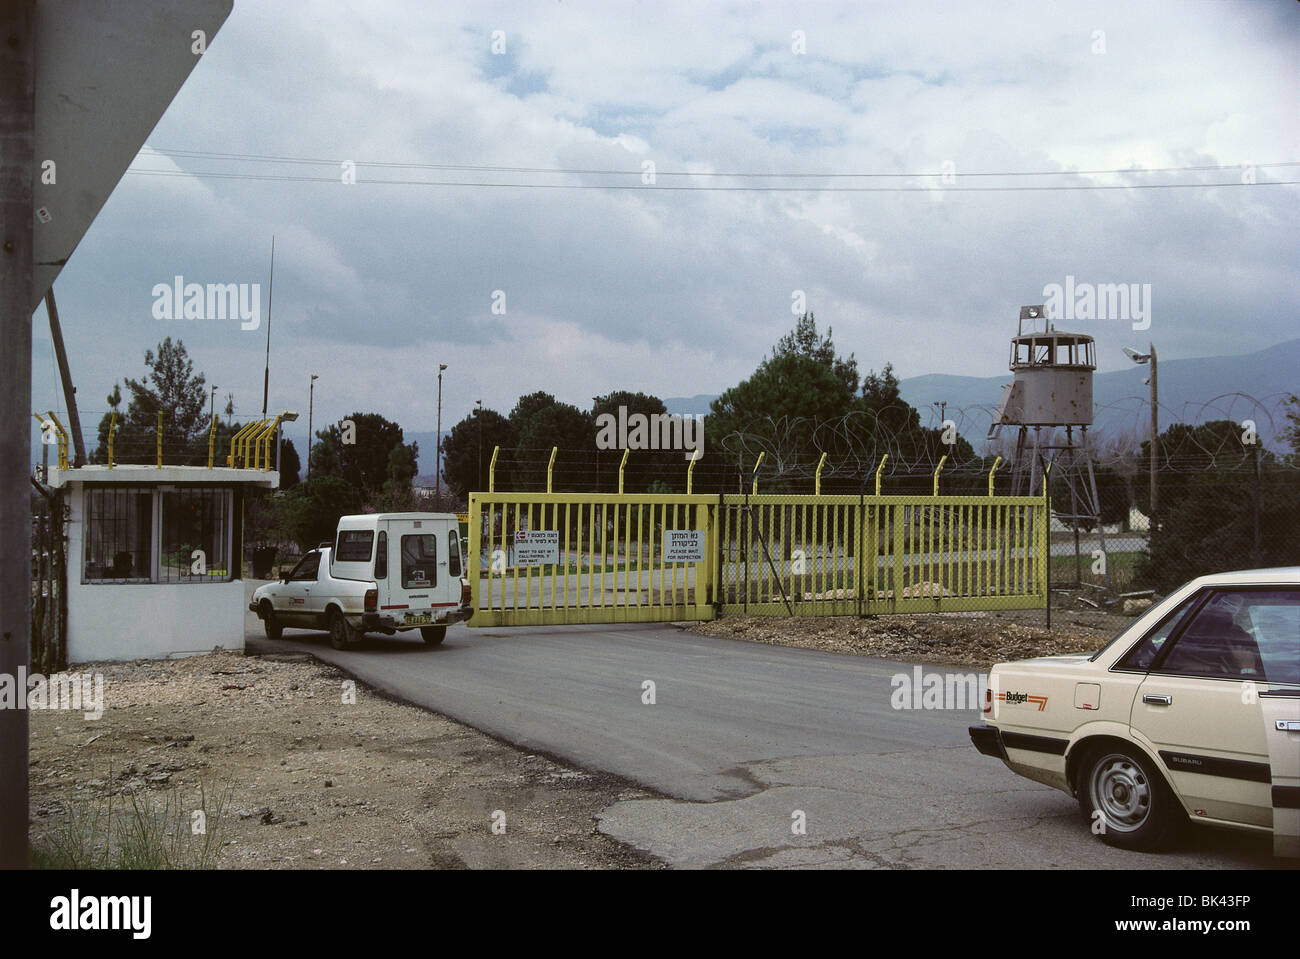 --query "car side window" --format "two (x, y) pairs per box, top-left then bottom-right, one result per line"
(1116, 594), (1200, 671)
(375, 531), (387, 579)
(290, 552), (320, 582)
(1152, 590), (1290, 681)
(447, 529), (461, 577)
